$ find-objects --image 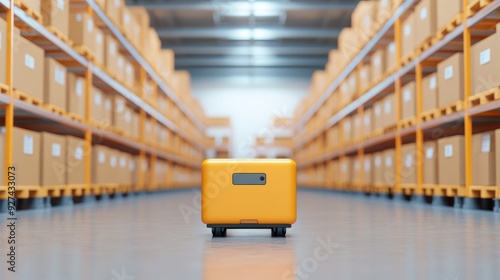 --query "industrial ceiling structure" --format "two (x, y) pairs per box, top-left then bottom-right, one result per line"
(126, 0), (360, 79)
